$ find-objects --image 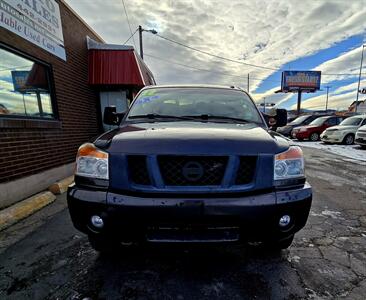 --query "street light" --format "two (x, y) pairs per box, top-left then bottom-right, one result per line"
(138, 25), (158, 60)
(355, 44), (365, 113)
